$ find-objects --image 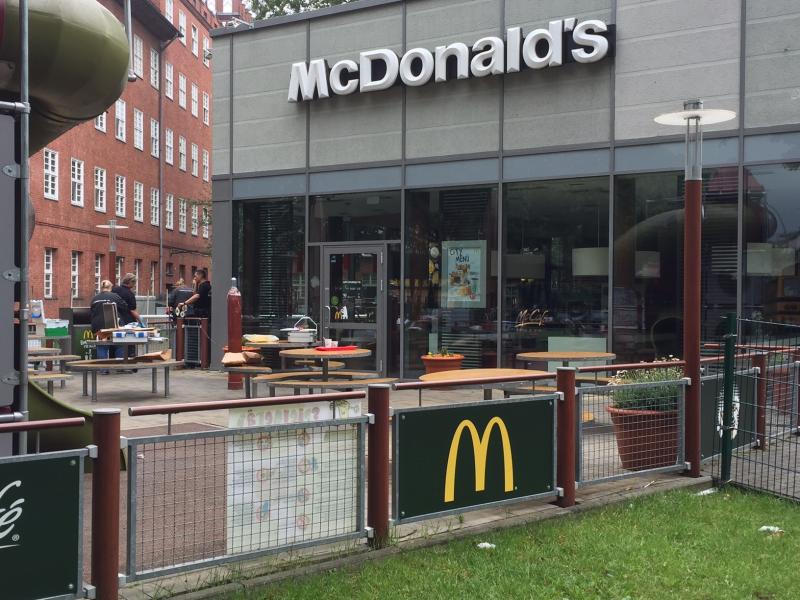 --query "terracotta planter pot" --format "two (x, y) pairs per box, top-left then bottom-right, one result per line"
(421, 354), (464, 375)
(606, 406), (679, 471)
